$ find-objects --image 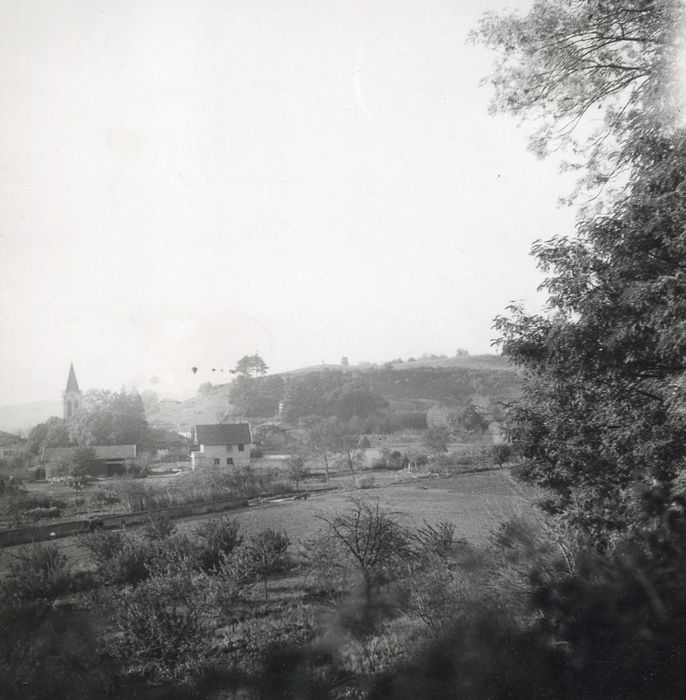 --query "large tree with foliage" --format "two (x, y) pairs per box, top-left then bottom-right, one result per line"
(477, 0), (686, 545)
(68, 389), (152, 450)
(233, 354), (269, 378)
(475, 0), (683, 200)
